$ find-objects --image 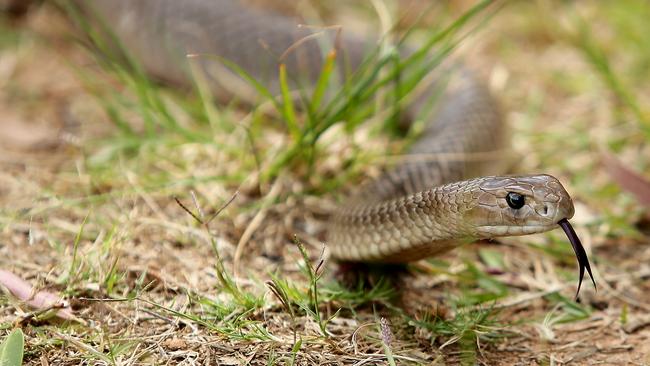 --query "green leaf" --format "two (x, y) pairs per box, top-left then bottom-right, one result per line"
(0, 329), (25, 366)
